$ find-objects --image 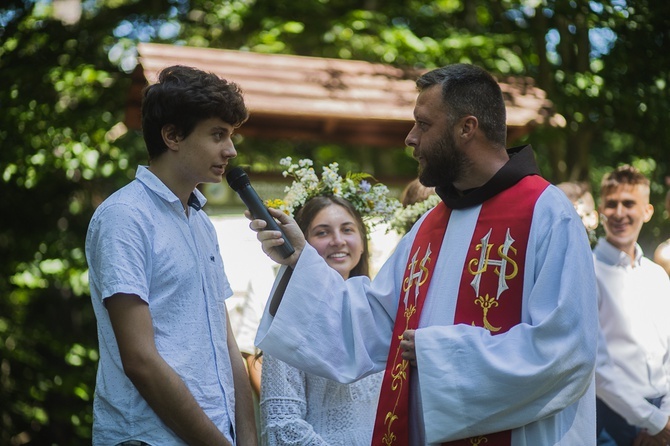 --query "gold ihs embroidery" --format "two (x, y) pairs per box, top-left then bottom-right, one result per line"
(468, 228), (519, 332)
